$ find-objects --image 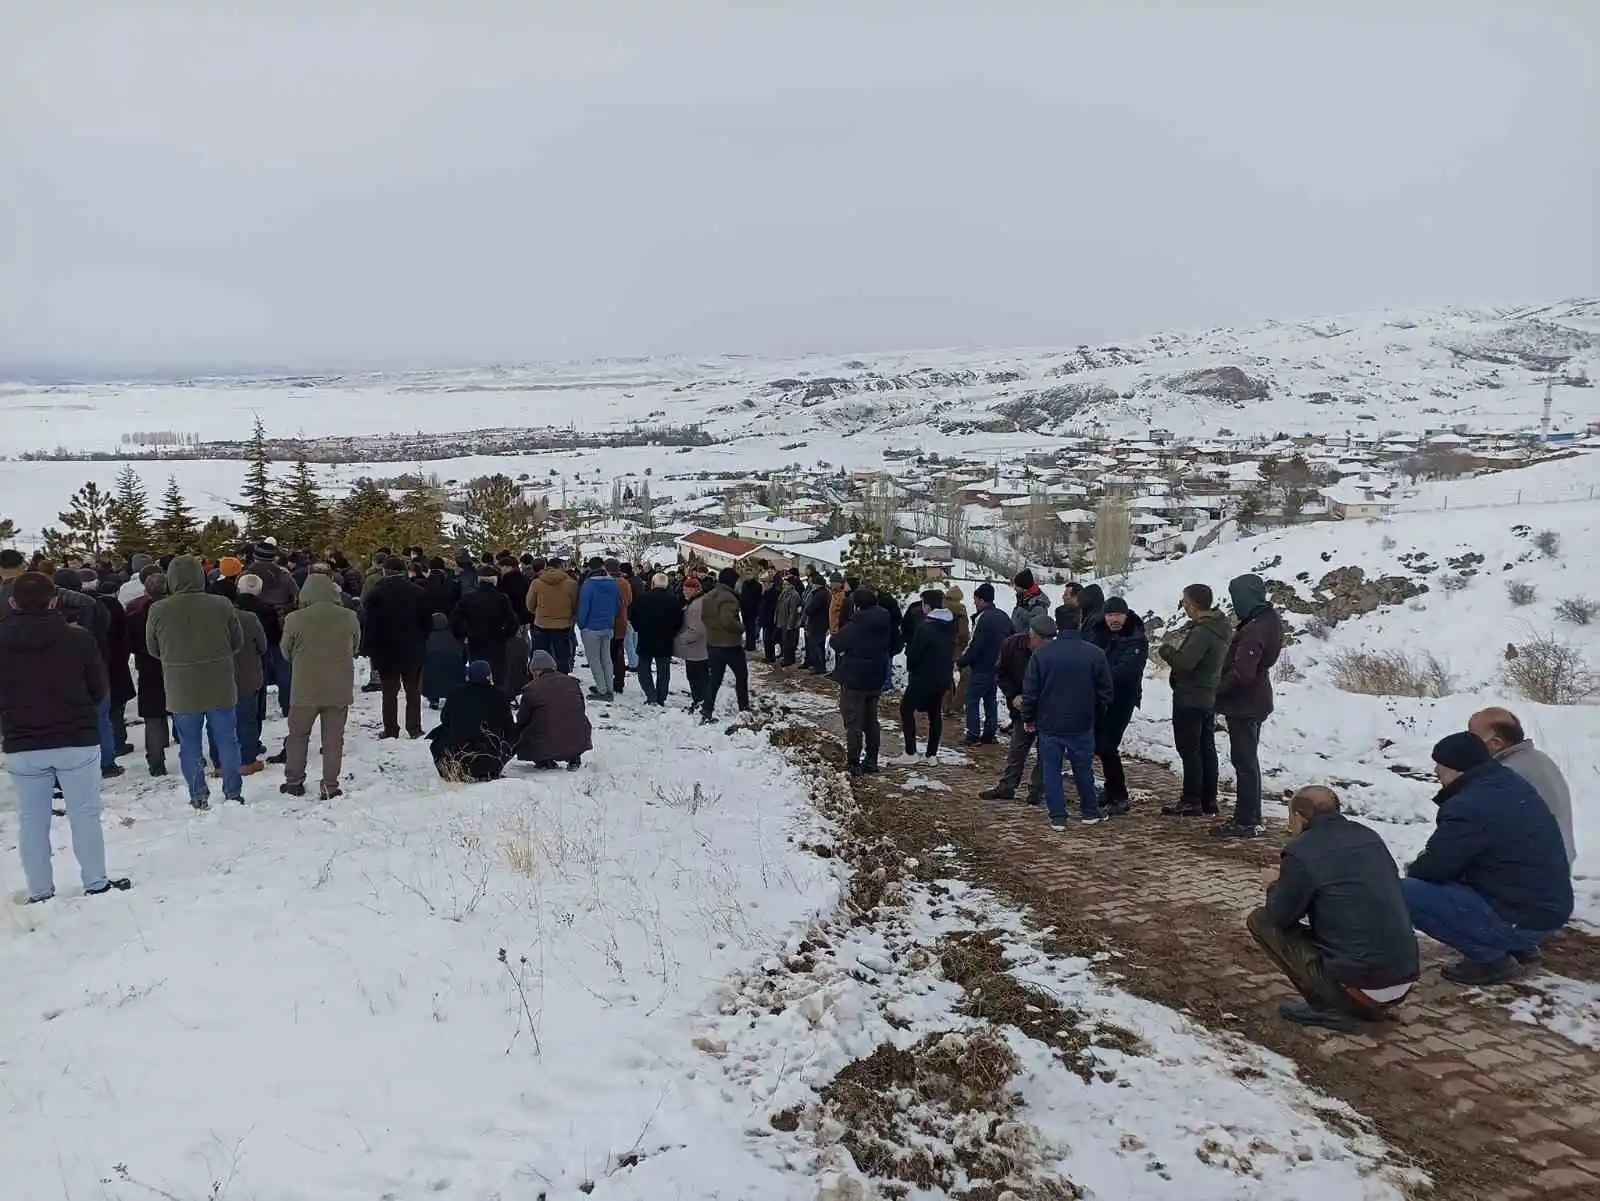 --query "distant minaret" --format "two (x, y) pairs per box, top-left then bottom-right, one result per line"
(1542, 378), (1553, 443)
